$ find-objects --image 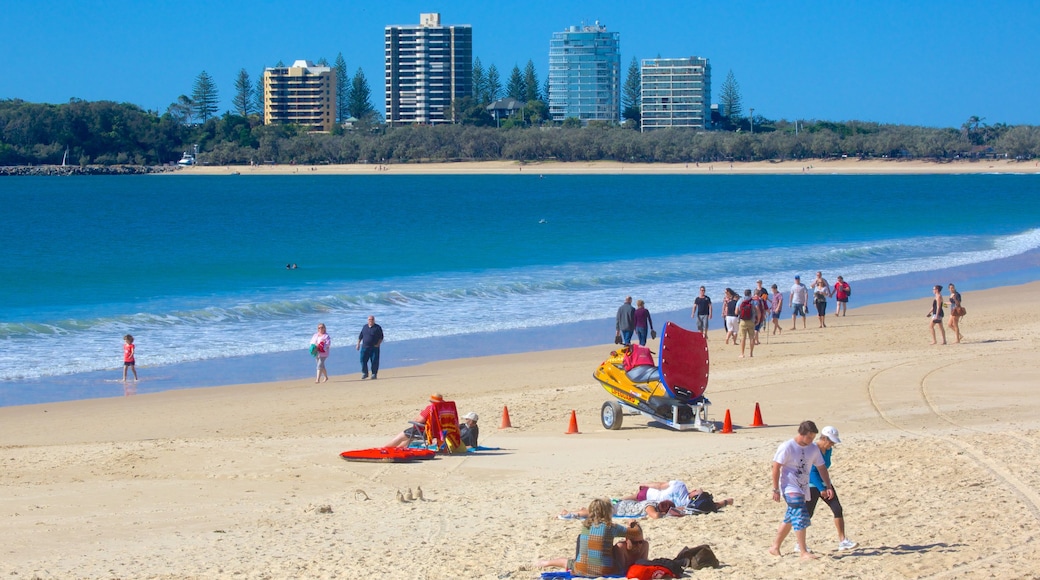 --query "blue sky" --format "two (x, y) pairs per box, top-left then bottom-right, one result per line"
(3, 0), (1037, 128)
